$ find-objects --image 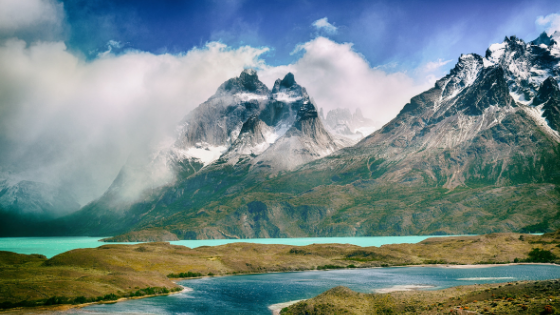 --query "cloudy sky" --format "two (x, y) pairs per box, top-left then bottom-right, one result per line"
(1, 0), (560, 205)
